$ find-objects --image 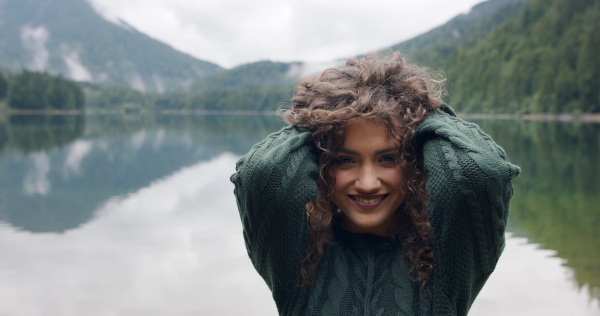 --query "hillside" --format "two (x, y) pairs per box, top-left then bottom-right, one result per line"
(175, 0), (533, 112)
(442, 0), (600, 113)
(390, 0), (531, 69)
(190, 61), (301, 93)
(88, 59), (340, 112)
(175, 61), (302, 111)
(0, 0), (222, 92)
